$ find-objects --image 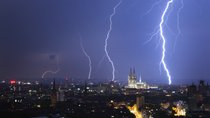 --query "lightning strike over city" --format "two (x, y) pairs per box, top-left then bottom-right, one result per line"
(159, 0), (175, 85)
(0, 0), (210, 117)
(144, 0), (177, 85)
(80, 36), (92, 80)
(104, 0), (122, 81)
